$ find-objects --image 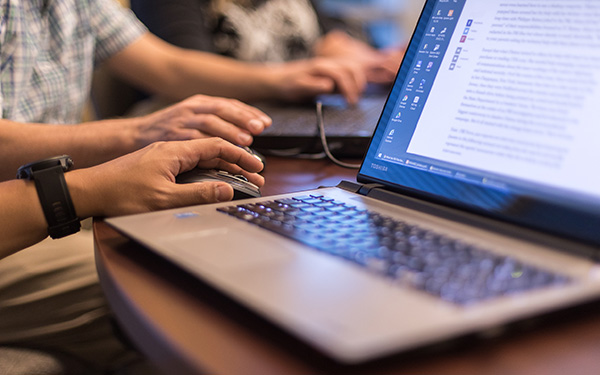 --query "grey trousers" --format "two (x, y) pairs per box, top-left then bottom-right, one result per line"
(0, 227), (143, 372)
